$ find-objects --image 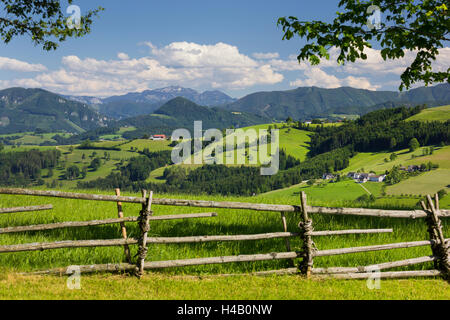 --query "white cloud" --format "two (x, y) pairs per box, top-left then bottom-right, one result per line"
(290, 68), (379, 91)
(117, 52), (130, 60)
(1, 42), (284, 96)
(0, 57), (47, 72)
(1, 43), (448, 96)
(252, 52), (280, 60)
